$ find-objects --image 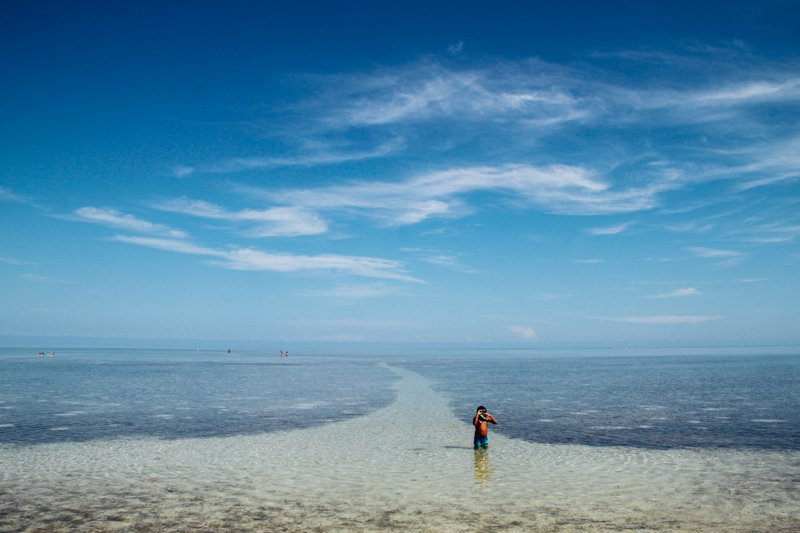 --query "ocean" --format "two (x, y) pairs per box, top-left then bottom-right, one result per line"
(2, 346), (797, 449)
(405, 347), (800, 450)
(0, 348), (395, 445)
(1, 346), (798, 531)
